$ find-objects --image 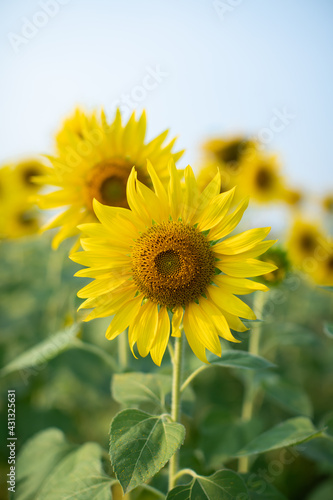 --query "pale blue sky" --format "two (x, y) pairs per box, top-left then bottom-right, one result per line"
(0, 0), (332, 196)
